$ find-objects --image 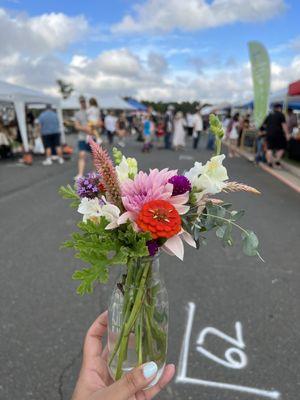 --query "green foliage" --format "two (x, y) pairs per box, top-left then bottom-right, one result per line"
(209, 114), (225, 155)
(59, 185), (80, 208)
(209, 114), (225, 139)
(184, 202), (263, 260)
(62, 219), (151, 295)
(112, 147), (123, 165)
